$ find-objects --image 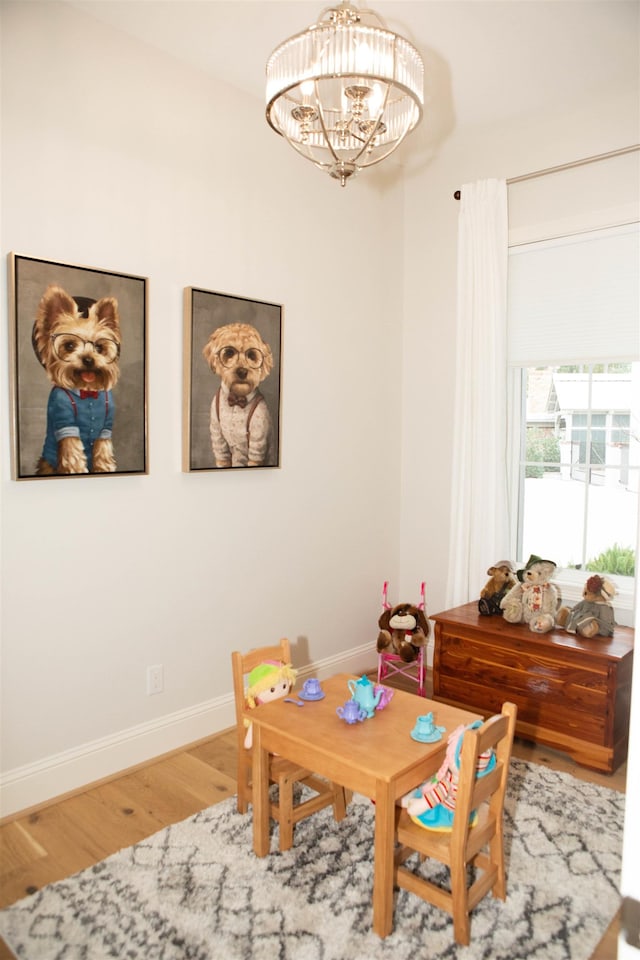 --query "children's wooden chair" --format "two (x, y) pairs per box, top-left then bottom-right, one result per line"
(394, 701), (517, 945)
(231, 639), (347, 851)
